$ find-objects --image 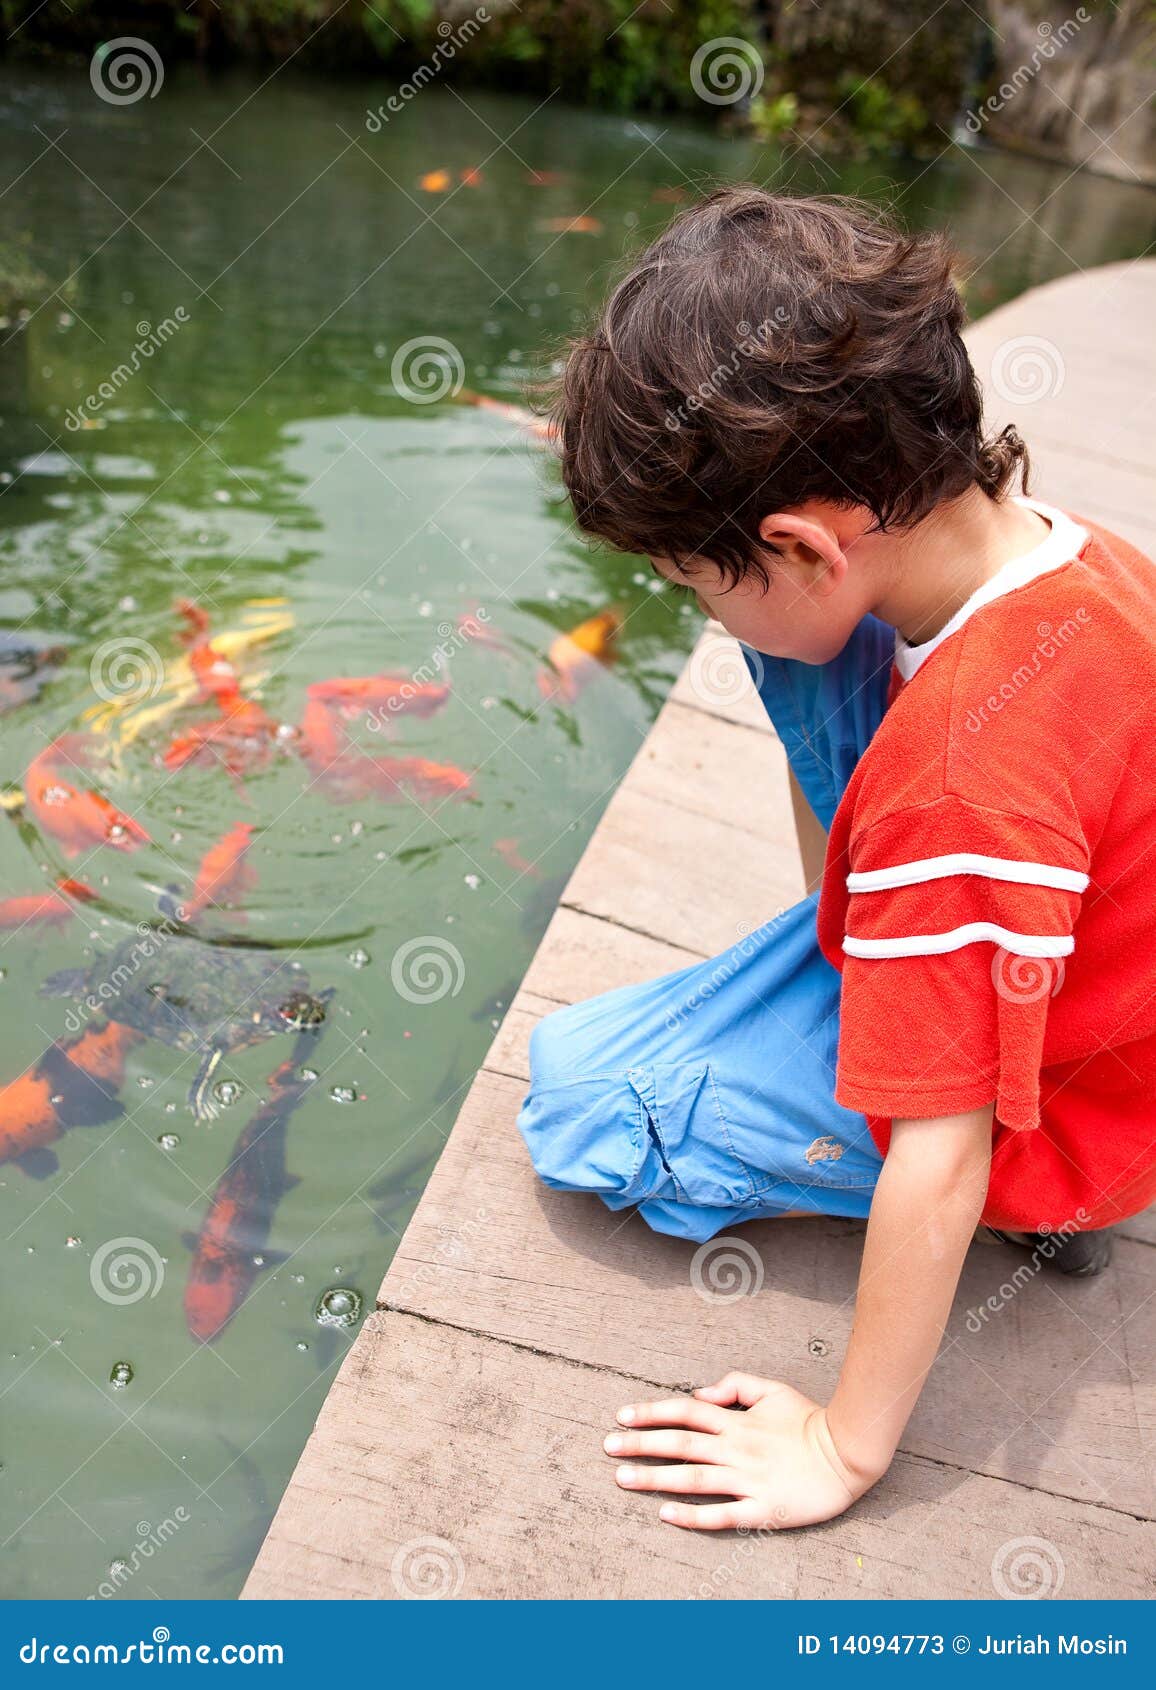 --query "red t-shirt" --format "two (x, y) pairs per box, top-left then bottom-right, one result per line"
(817, 500), (1156, 1231)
